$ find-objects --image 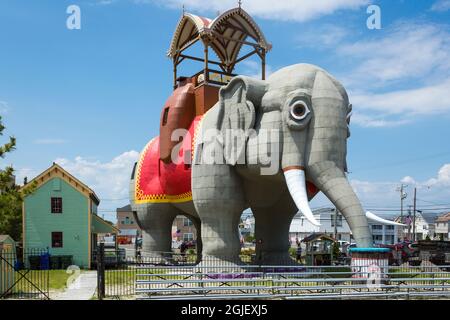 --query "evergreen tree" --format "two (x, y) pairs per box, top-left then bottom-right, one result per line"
(0, 115), (35, 241)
